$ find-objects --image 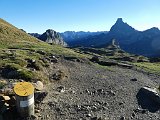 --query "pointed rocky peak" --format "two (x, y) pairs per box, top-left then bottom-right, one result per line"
(45, 29), (59, 38)
(109, 18), (136, 35)
(46, 29), (56, 34)
(115, 18), (123, 24)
